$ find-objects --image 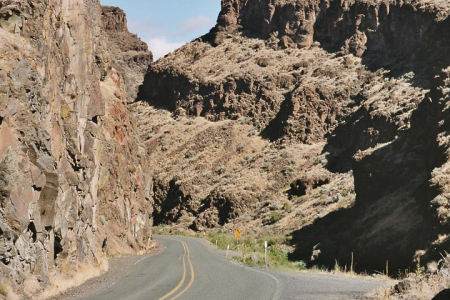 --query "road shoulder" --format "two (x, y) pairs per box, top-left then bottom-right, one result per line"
(45, 241), (164, 300)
